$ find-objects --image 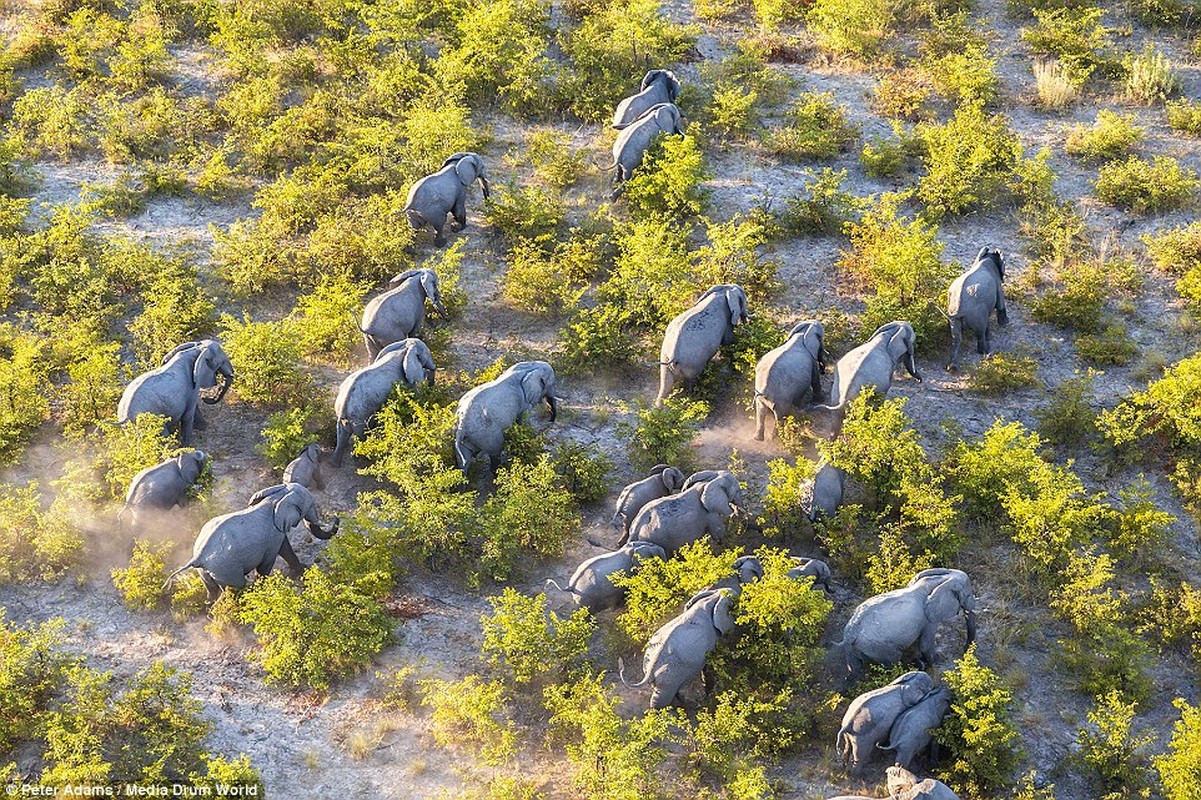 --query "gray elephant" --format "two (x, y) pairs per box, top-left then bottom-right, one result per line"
(754, 320), (826, 440)
(333, 338), (435, 467)
(612, 69), (681, 129)
(359, 268), (447, 361)
(946, 247), (1008, 372)
(118, 450), (209, 531)
(787, 557), (832, 592)
(622, 470), (742, 552)
(404, 152), (491, 246)
(282, 443), (325, 490)
(620, 587), (736, 709)
(836, 670), (936, 774)
(611, 464), (686, 536)
(166, 483), (339, 602)
(886, 765), (961, 800)
(810, 321), (921, 435)
(839, 568), (977, 679)
(709, 554), (765, 594)
(454, 361), (559, 472)
(607, 102), (684, 198)
(656, 284), (749, 406)
(118, 339), (234, 445)
(879, 686), (952, 769)
(801, 460), (846, 522)
(545, 541), (666, 612)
